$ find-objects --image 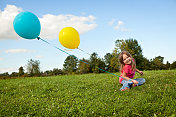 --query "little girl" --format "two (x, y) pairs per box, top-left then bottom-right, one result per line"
(119, 51), (145, 91)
